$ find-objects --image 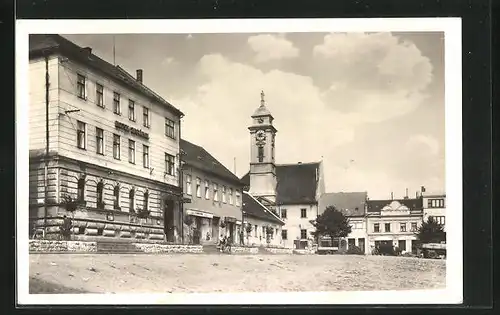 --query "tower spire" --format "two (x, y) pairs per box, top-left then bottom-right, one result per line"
(260, 90), (265, 107)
